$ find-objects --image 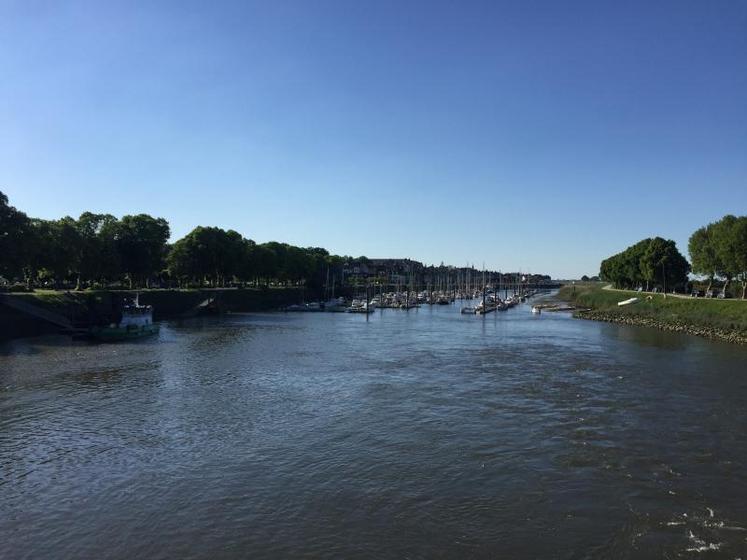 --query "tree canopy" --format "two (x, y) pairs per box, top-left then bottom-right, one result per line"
(0, 190), (171, 288)
(0, 190), (355, 290)
(600, 237), (690, 291)
(0, 191), (32, 280)
(689, 215), (747, 298)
